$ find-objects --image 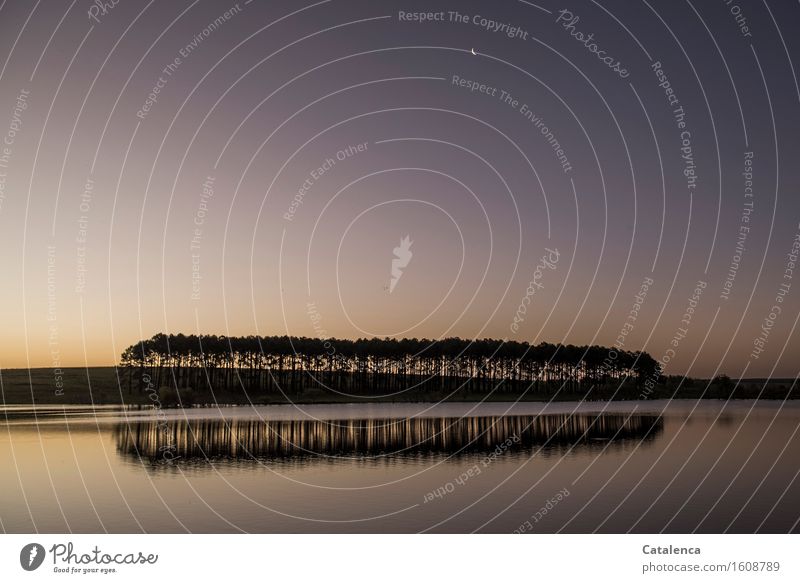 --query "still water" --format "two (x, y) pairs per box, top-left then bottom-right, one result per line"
(1, 400), (798, 533)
